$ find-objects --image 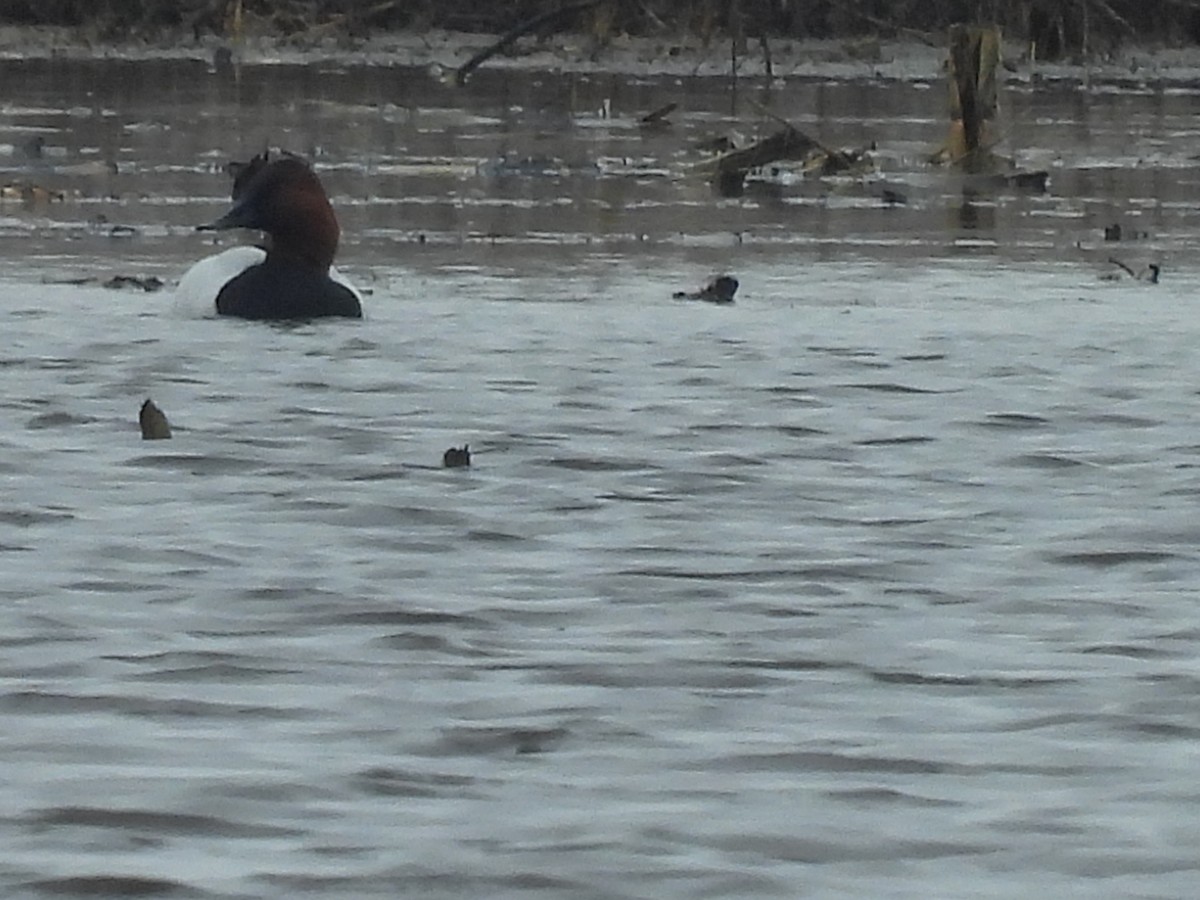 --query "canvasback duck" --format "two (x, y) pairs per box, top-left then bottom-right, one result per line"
(176, 151), (362, 320)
